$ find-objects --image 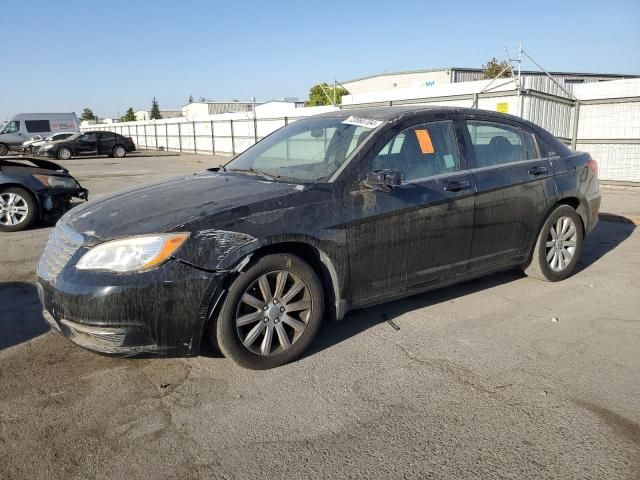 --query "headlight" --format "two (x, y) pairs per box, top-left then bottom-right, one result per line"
(76, 233), (190, 273)
(33, 174), (78, 189)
